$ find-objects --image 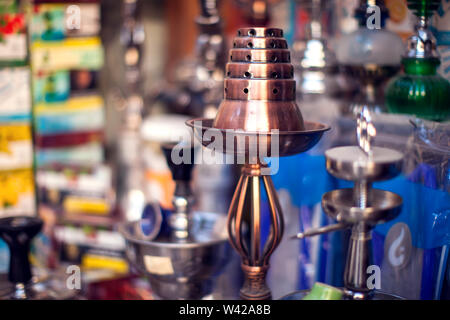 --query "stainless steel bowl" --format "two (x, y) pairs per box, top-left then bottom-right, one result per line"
(119, 211), (230, 299)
